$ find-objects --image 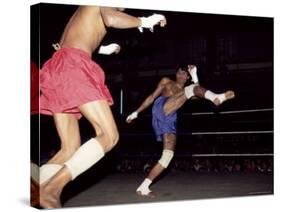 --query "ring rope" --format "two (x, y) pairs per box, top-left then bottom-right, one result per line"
(191, 153), (273, 157)
(188, 108), (273, 116)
